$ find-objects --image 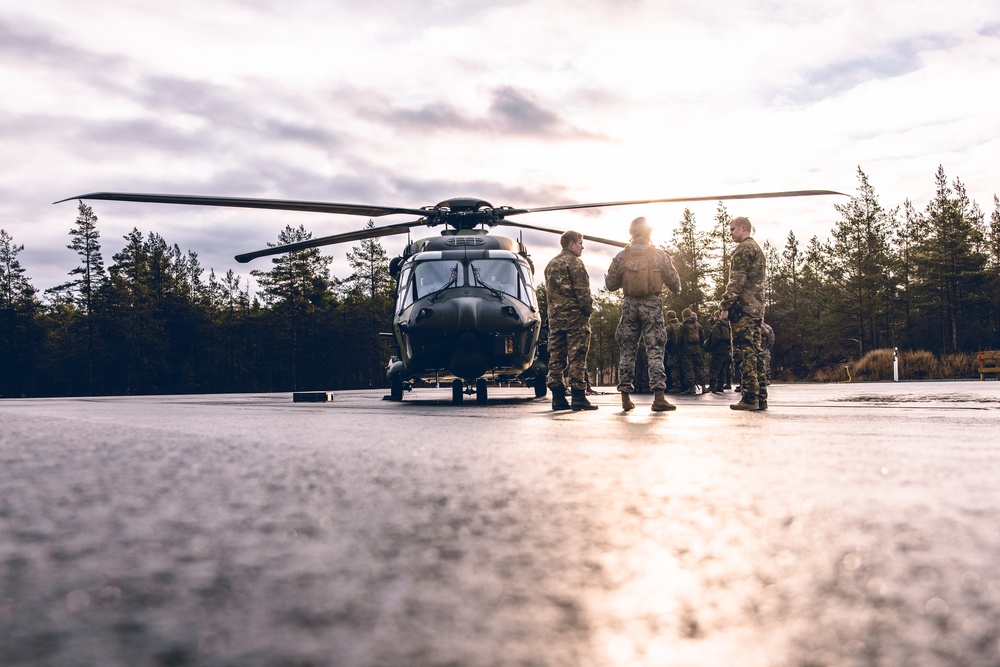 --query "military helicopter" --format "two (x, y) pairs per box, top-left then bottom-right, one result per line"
(57, 189), (841, 403)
